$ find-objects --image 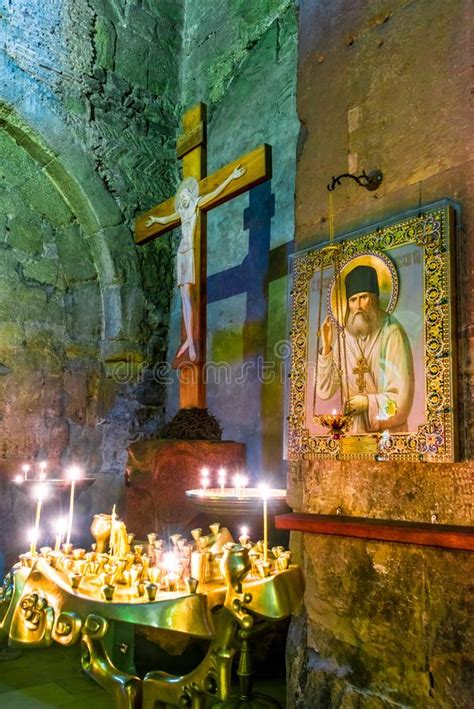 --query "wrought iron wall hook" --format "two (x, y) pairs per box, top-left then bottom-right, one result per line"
(327, 169), (383, 192)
